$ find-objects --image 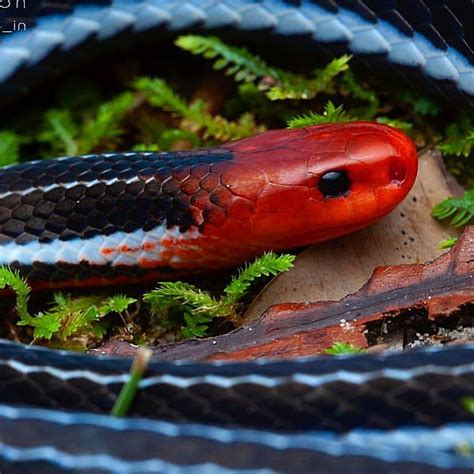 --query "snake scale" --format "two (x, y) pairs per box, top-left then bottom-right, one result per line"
(0, 1), (473, 472)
